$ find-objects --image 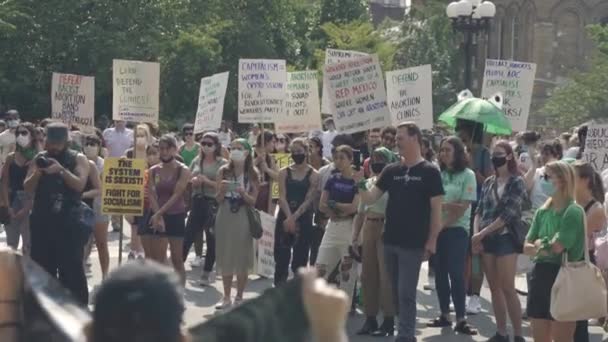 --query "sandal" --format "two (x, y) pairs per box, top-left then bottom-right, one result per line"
(427, 316), (452, 327)
(455, 321), (478, 335)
